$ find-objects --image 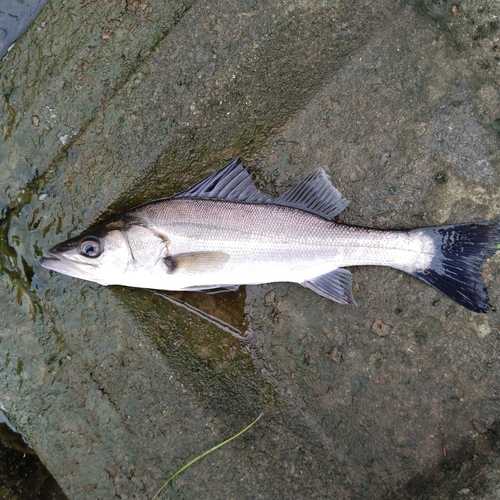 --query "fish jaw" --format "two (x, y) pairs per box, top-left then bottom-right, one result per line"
(40, 254), (109, 284)
(40, 255), (74, 274)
